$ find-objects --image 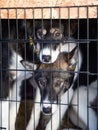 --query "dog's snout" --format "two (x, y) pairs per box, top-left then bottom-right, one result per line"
(42, 55), (51, 62)
(43, 107), (52, 114)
